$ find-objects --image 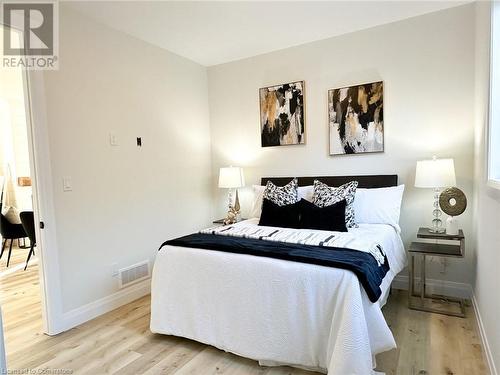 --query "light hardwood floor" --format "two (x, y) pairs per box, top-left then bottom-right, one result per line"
(0, 247), (489, 375)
